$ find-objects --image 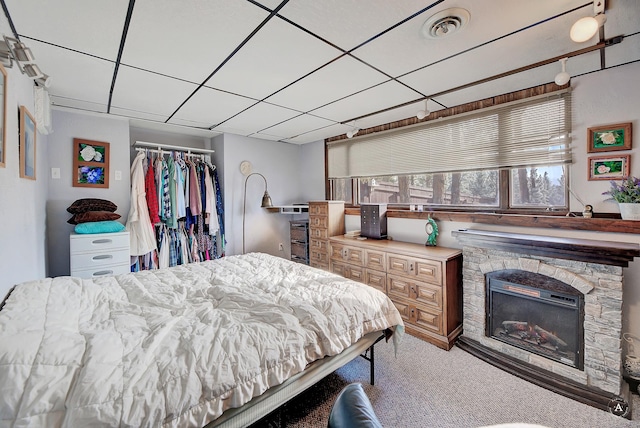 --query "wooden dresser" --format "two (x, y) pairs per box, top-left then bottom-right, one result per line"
(329, 235), (462, 350)
(308, 201), (344, 270)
